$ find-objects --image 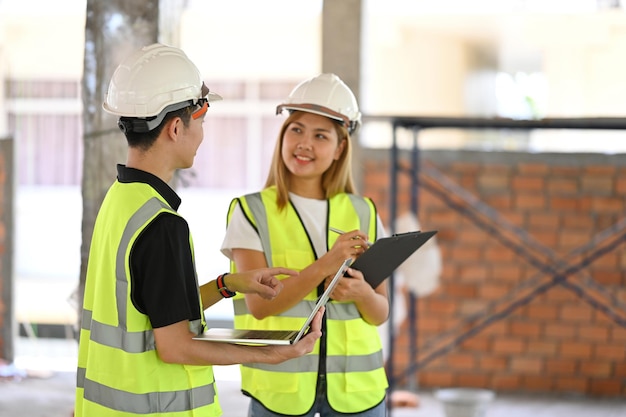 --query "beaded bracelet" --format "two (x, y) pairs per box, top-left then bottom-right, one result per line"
(216, 273), (236, 298)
